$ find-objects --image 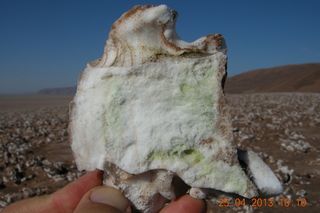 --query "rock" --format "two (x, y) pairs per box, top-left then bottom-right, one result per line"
(42, 159), (51, 166)
(275, 160), (294, 184)
(0, 180), (6, 190)
(66, 172), (76, 181)
(237, 149), (283, 195)
(52, 162), (69, 175)
(2, 176), (9, 184)
(69, 4), (282, 213)
(0, 200), (8, 208)
(22, 187), (35, 198)
(296, 189), (307, 197)
(268, 155), (275, 163)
